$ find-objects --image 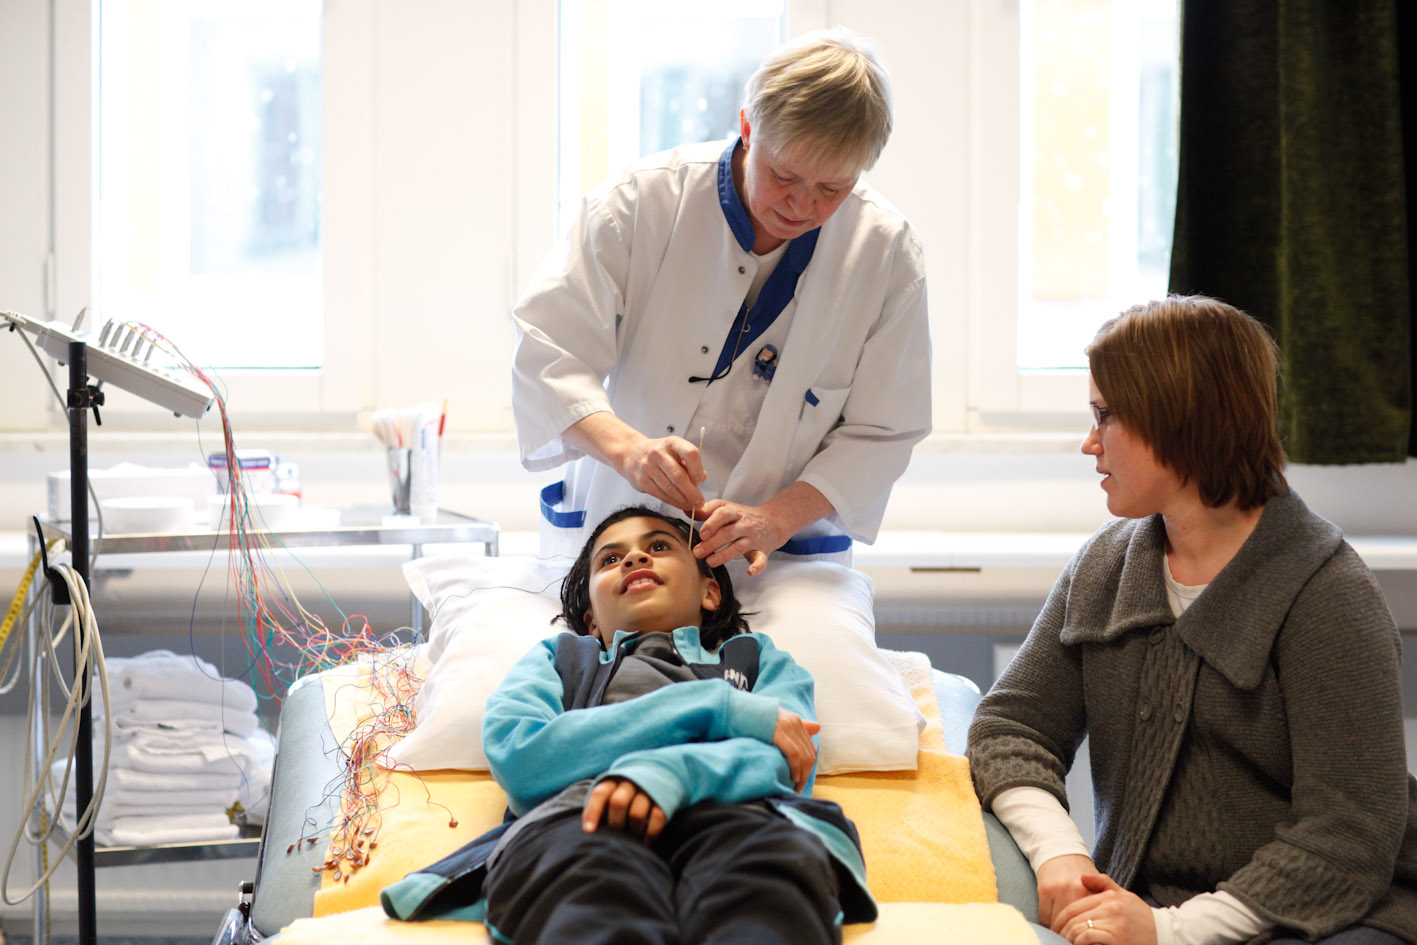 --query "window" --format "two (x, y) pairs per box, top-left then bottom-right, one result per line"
(96, 0), (322, 370)
(966, 0), (1180, 426)
(557, 0), (784, 232)
(1018, 0), (1180, 371)
(25, 2), (1181, 435)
